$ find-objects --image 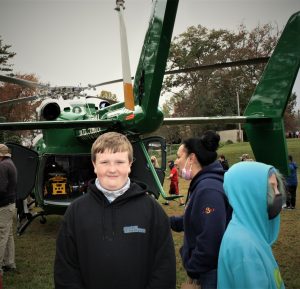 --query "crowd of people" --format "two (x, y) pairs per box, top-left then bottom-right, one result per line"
(0, 130), (298, 288)
(286, 130), (300, 138)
